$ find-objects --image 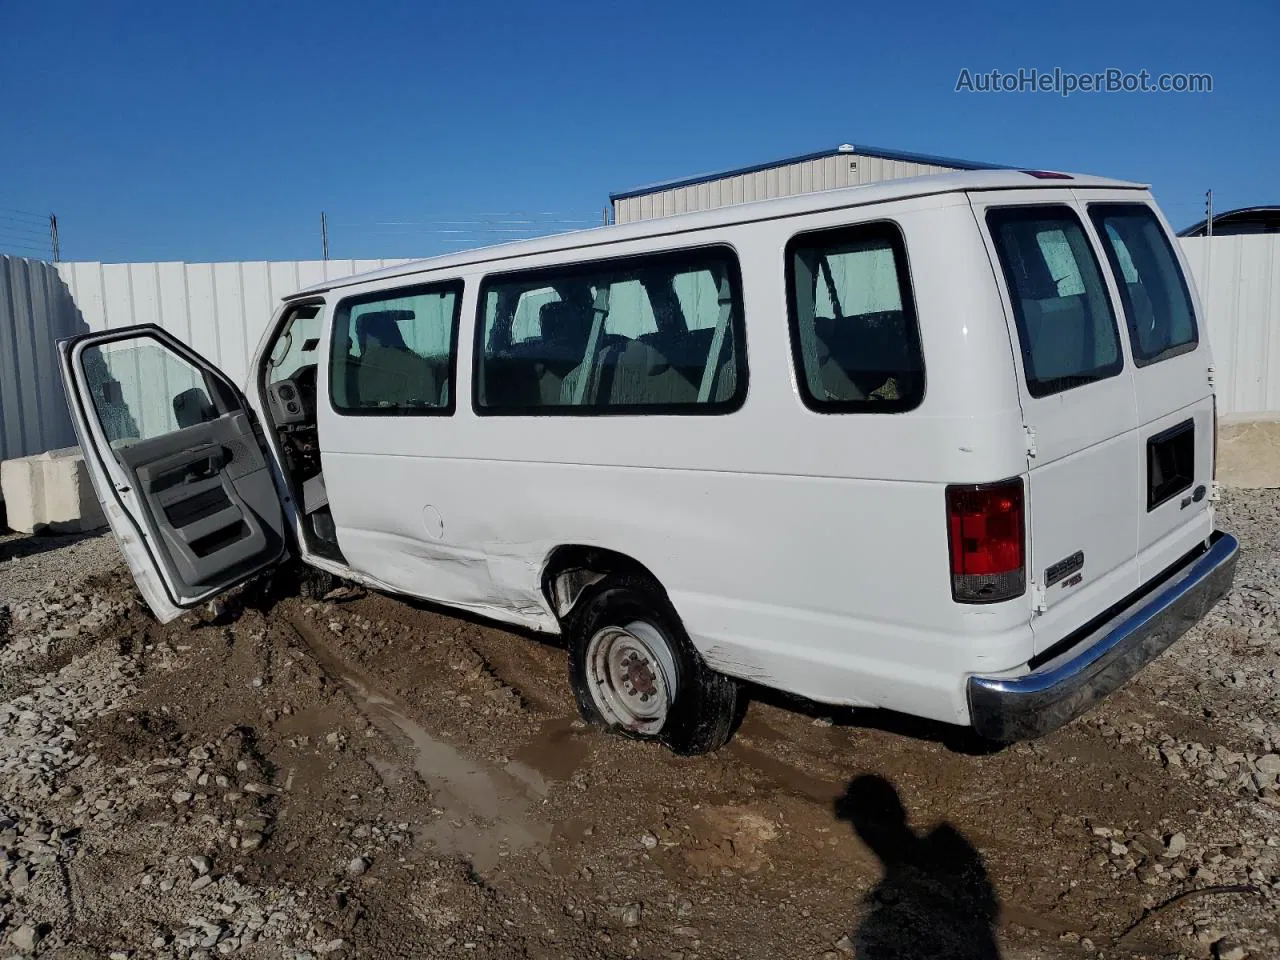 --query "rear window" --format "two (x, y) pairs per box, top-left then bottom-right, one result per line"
(1089, 203), (1198, 365)
(986, 206), (1123, 398)
(786, 222), (924, 412)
